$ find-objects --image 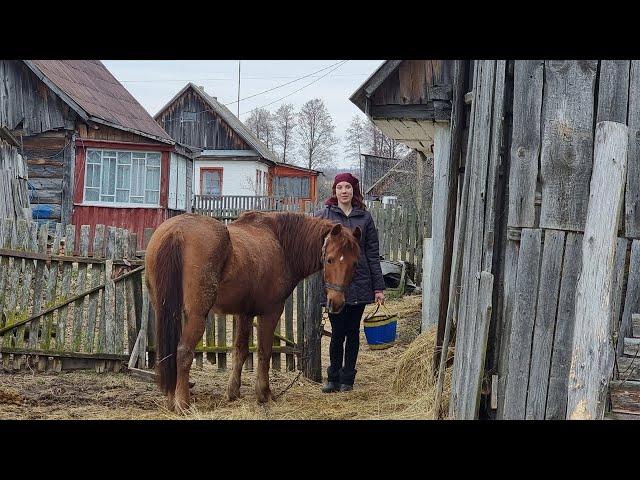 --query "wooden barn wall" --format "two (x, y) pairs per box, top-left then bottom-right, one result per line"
(0, 60), (71, 135)
(21, 131), (75, 224)
(156, 89), (251, 150)
(372, 60), (455, 106)
(76, 123), (155, 145)
(479, 60), (640, 420)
